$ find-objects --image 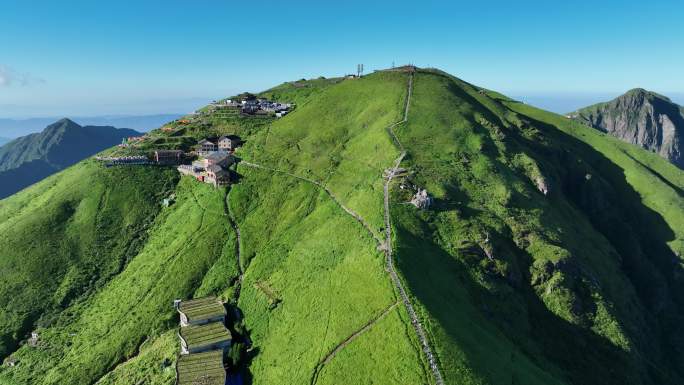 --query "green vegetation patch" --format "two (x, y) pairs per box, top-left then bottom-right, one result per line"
(229, 166), (428, 384)
(239, 70), (407, 239)
(315, 306), (428, 385)
(2, 68), (682, 385)
(0, 178), (238, 385)
(0, 161), (177, 359)
(94, 331), (177, 385)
